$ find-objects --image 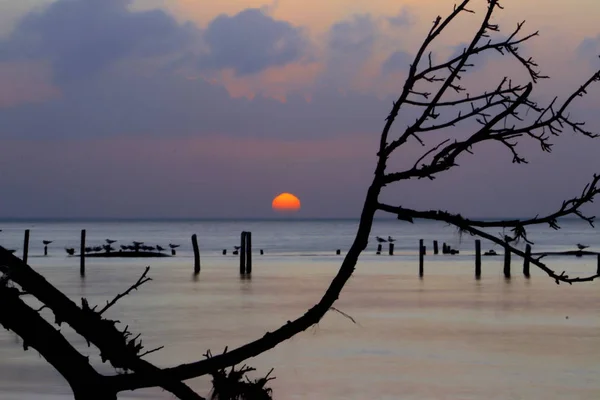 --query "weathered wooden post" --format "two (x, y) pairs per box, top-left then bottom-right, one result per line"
(222, 249), (227, 255)
(442, 243), (448, 254)
(336, 249), (341, 255)
(171, 248), (176, 256)
(260, 249), (264, 255)
(503, 245), (511, 278)
(240, 231), (247, 275)
(475, 239), (481, 279)
(192, 234), (200, 275)
(597, 254), (600, 276)
(388, 243), (394, 255)
(419, 239), (424, 277)
(80, 229), (86, 277)
(433, 240), (439, 255)
(246, 231), (252, 275)
(523, 244), (531, 278)
(22, 229), (30, 264)
(376, 244), (382, 255)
